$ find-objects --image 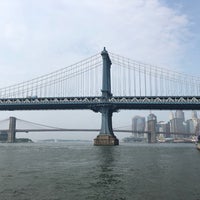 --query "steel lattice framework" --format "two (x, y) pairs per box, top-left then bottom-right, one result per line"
(0, 96), (199, 111)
